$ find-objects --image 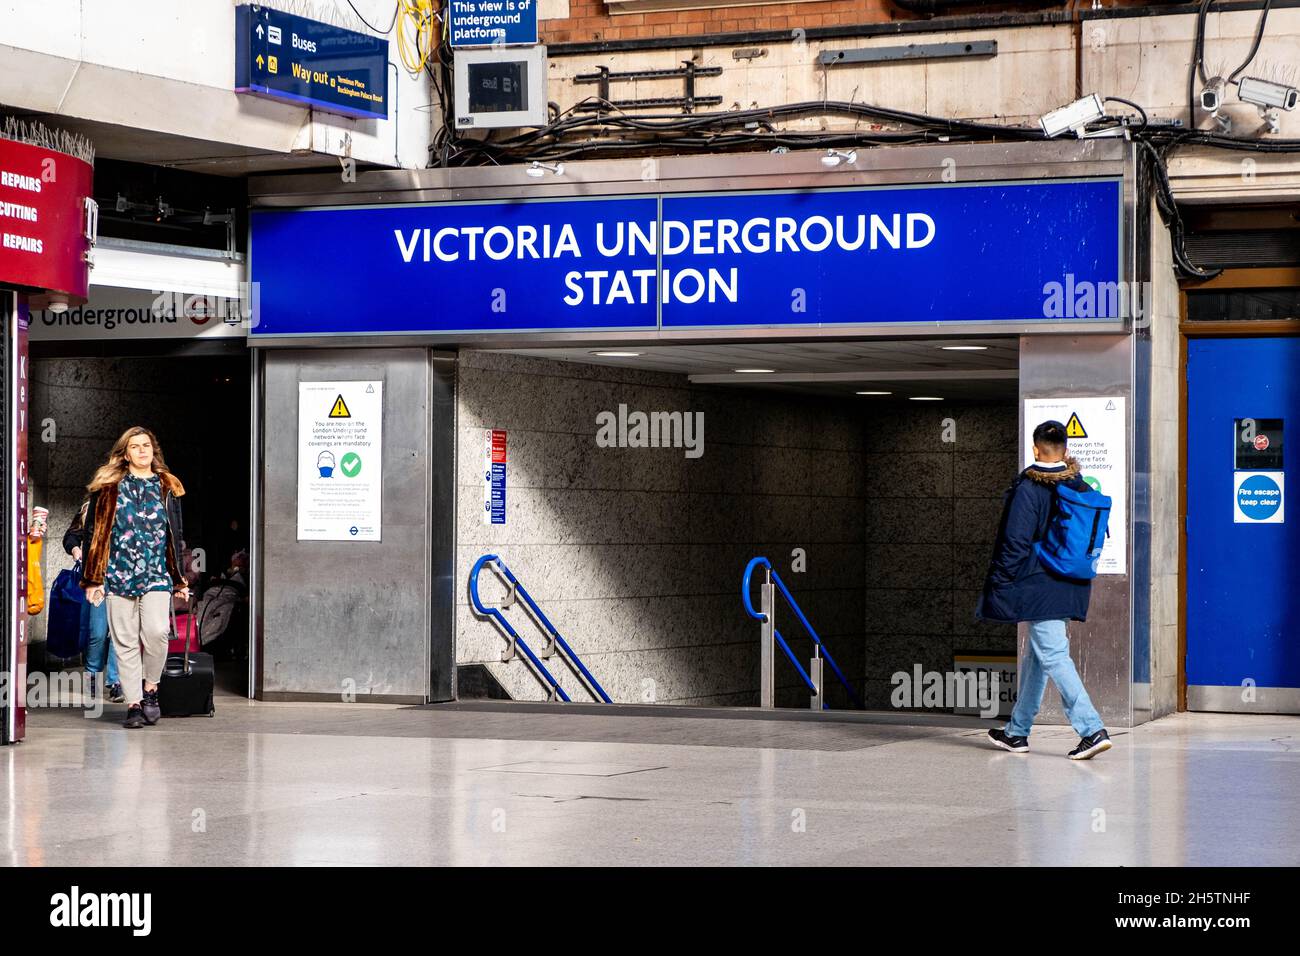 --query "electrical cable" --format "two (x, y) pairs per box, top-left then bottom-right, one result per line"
(1139, 140), (1222, 280)
(1228, 0), (1272, 83)
(341, 0), (400, 34)
(1104, 96), (1148, 135)
(406, 0), (1294, 271)
(1189, 0), (1214, 129)
(396, 0), (436, 75)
